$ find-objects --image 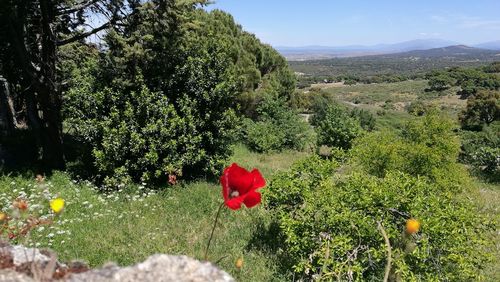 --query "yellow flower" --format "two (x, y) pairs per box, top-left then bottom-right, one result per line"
(0, 212), (6, 222)
(406, 218), (420, 234)
(50, 198), (65, 214)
